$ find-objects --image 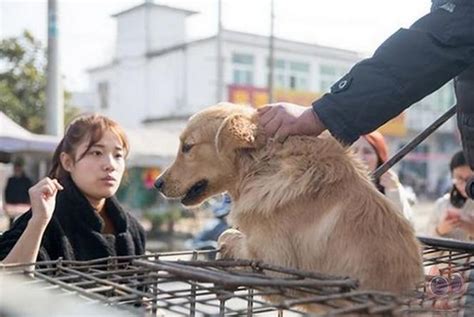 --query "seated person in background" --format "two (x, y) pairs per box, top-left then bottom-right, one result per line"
(3, 157), (33, 228)
(352, 131), (414, 222)
(427, 151), (474, 240)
